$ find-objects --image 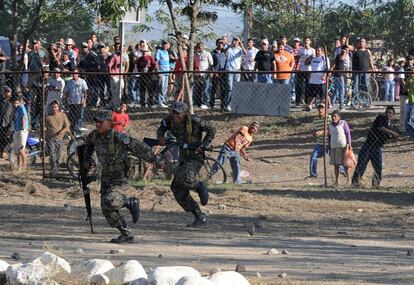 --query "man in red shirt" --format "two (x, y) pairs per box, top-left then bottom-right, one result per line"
(136, 47), (157, 107)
